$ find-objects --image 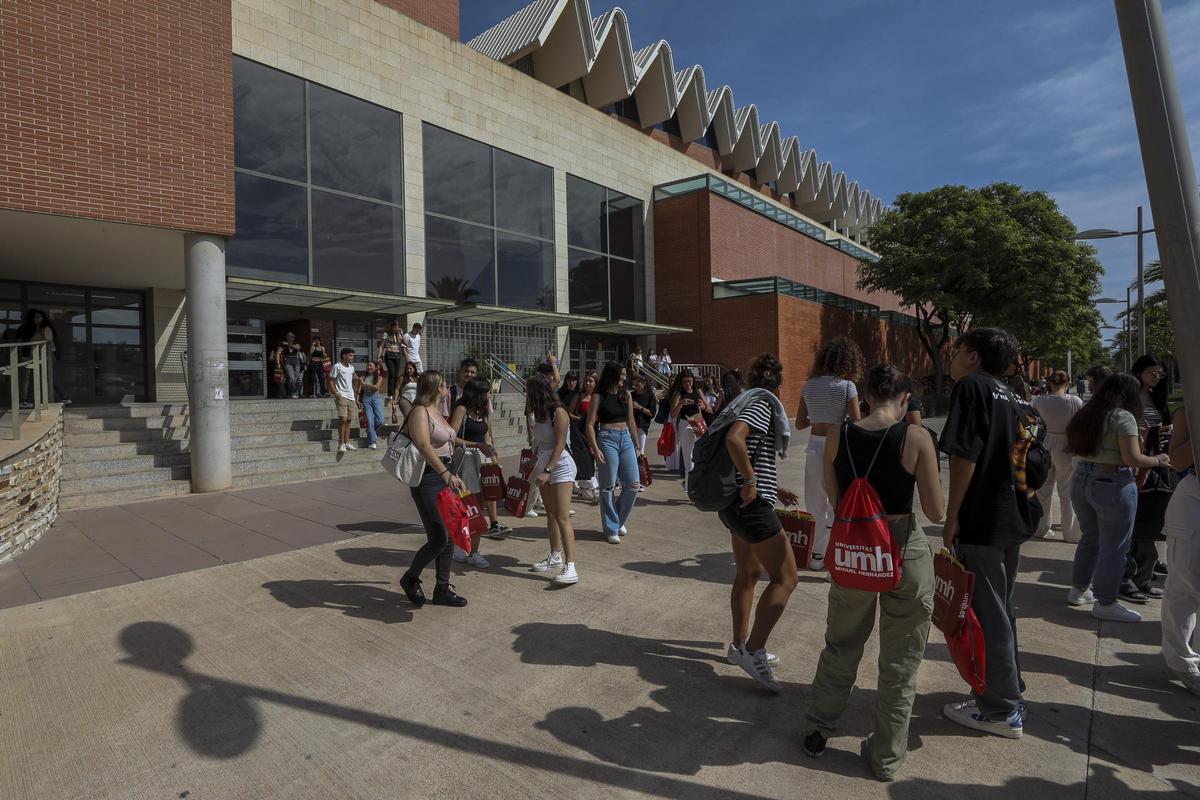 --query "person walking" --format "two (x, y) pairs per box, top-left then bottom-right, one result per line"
(1066, 372), (1172, 623)
(795, 337), (864, 571)
(1161, 406), (1200, 695)
(586, 361), (641, 545)
(1032, 370), (1083, 541)
(658, 347), (672, 375)
(940, 327), (1037, 740)
(393, 361), (419, 420)
(16, 309), (70, 405)
(398, 370), (468, 608)
(669, 370), (709, 490)
(283, 341), (305, 399)
(307, 336), (329, 398)
(449, 377), (510, 560)
(358, 360), (386, 450)
(719, 354), (798, 693)
(527, 375), (580, 586)
(630, 375), (656, 455)
(402, 322), (424, 374)
(1122, 355), (1173, 602)
(803, 363), (944, 781)
(569, 371), (600, 503)
(327, 348), (361, 453)
(378, 319), (405, 399)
